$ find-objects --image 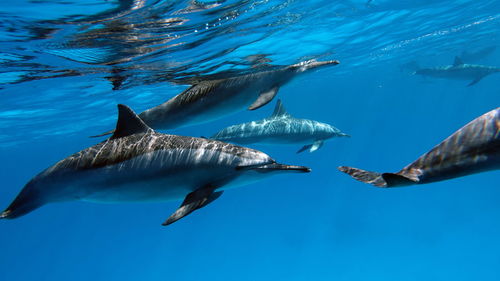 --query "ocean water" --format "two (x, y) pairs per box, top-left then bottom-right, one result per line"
(0, 0), (499, 280)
